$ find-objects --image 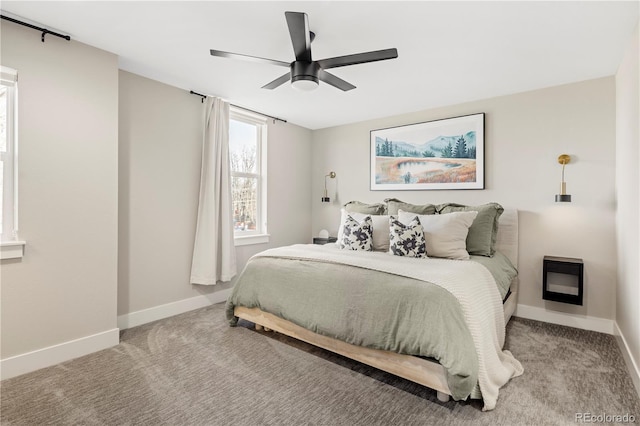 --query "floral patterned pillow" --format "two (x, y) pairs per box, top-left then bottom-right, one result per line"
(340, 215), (373, 251)
(389, 216), (427, 258)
